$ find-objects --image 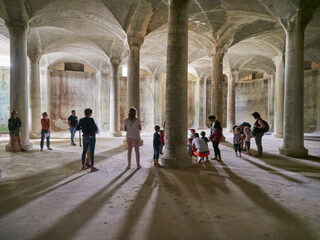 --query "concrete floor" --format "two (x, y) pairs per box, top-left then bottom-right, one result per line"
(0, 131), (320, 240)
